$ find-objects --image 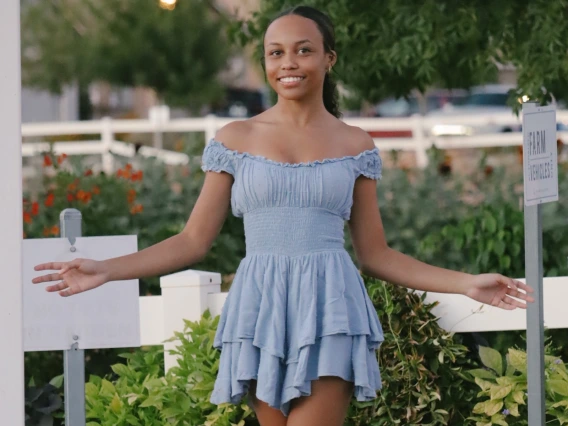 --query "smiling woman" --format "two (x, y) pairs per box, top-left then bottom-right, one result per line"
(262, 6), (340, 118)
